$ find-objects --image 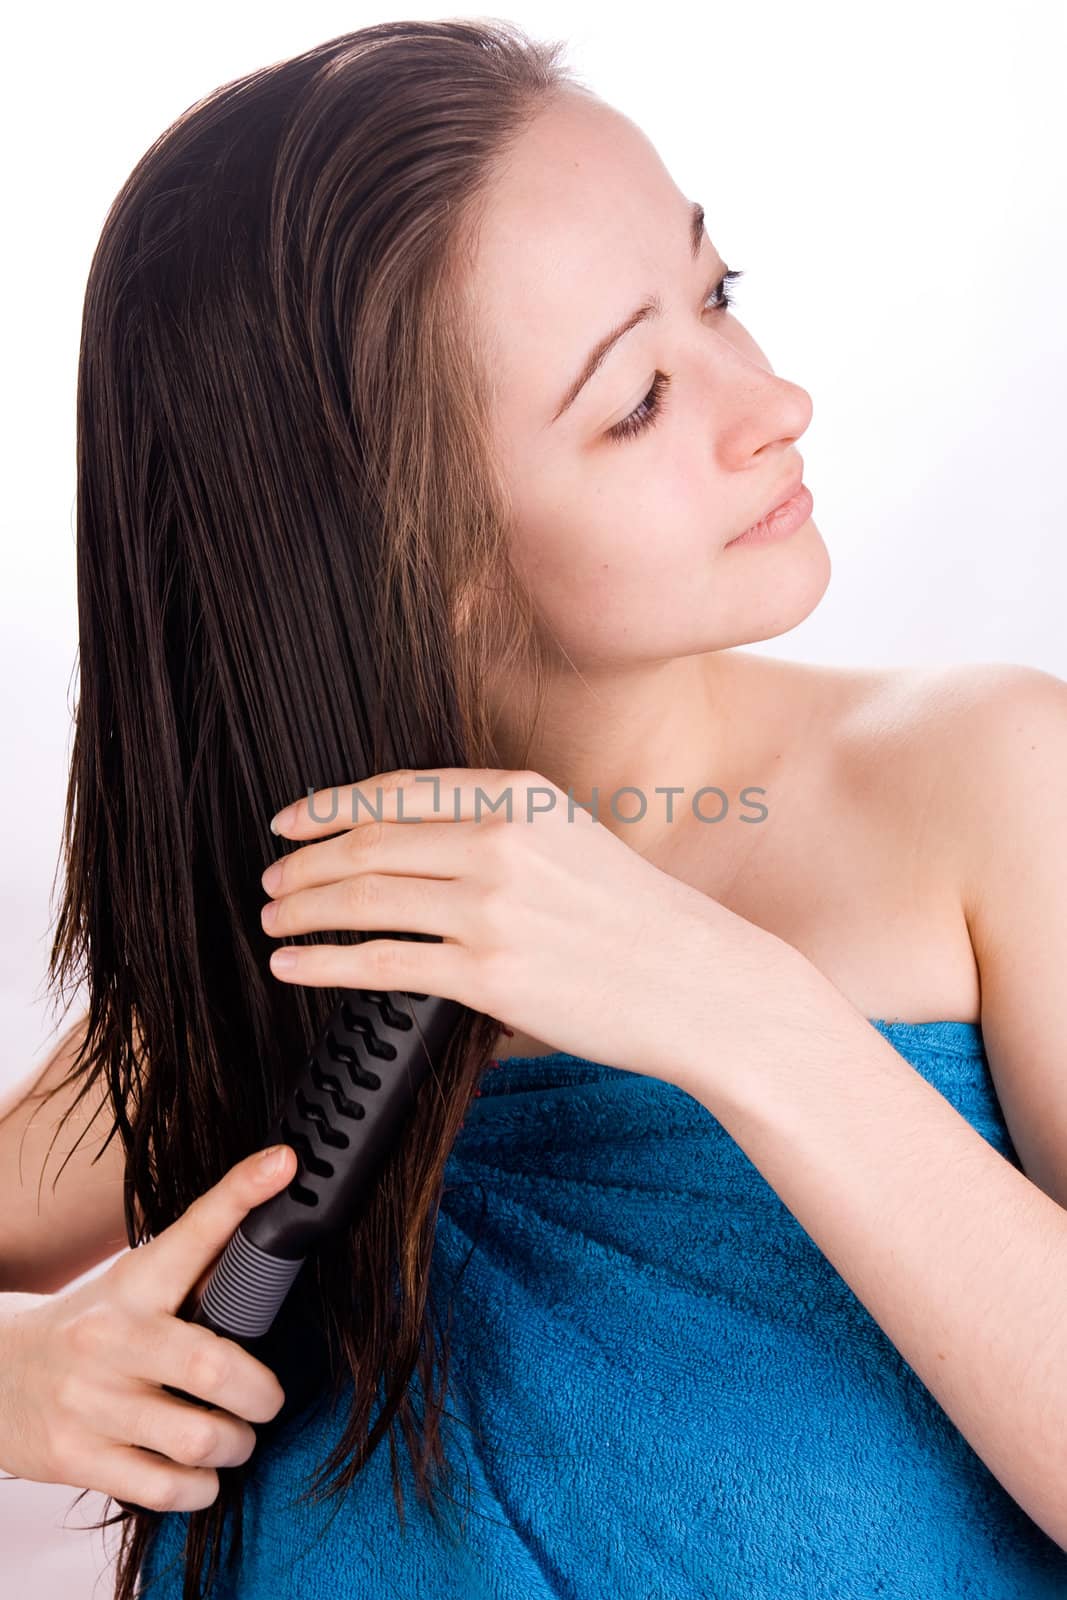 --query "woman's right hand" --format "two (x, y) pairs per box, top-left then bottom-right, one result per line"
(0, 1142), (298, 1512)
